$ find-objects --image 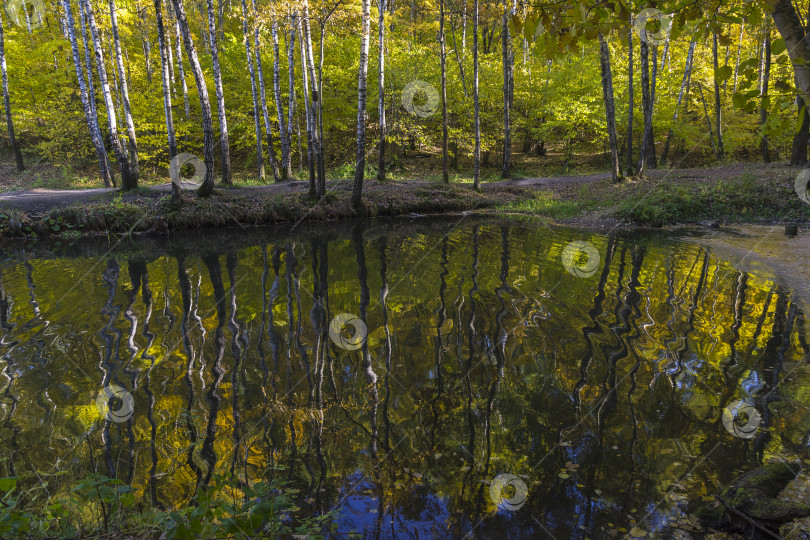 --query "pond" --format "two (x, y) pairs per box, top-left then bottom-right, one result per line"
(0, 217), (808, 538)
